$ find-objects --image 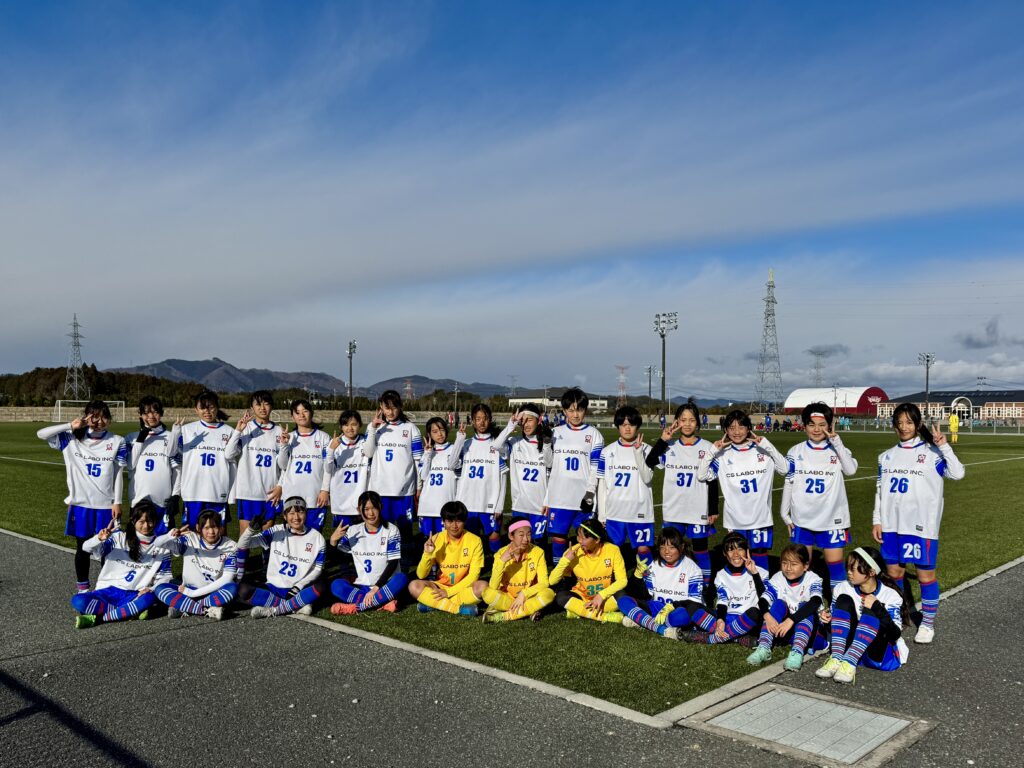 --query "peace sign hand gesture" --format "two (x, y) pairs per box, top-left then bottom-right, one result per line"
(329, 430), (341, 451)
(236, 410), (252, 432)
(932, 421), (947, 447)
(330, 520), (349, 547)
(278, 425), (291, 446)
(371, 409), (385, 428)
(97, 517), (117, 542)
